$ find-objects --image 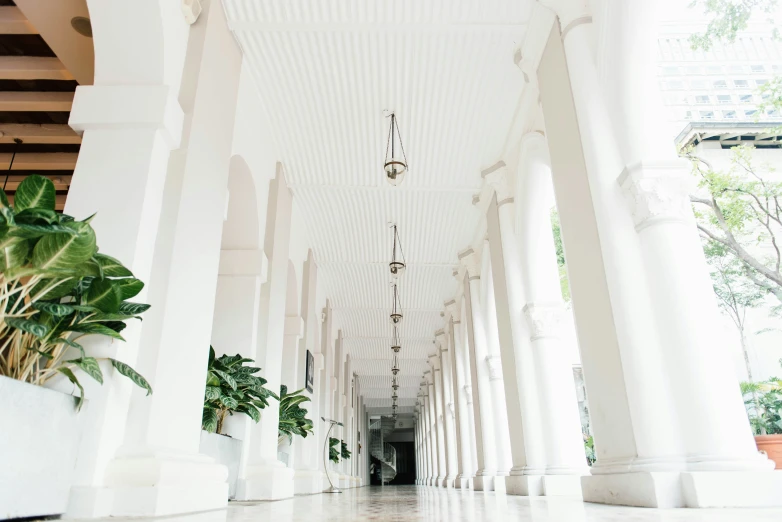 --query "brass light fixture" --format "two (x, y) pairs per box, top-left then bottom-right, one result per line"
(384, 112), (408, 186)
(391, 325), (401, 353)
(389, 224), (406, 278)
(390, 284), (403, 325)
